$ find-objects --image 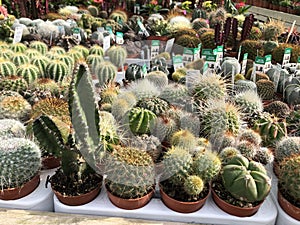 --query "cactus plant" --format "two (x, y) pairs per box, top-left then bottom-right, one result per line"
(249, 27), (262, 40)
(0, 138), (41, 189)
(236, 141), (258, 160)
(56, 54), (75, 75)
(221, 154), (271, 203)
(67, 49), (84, 62)
(240, 40), (264, 60)
(159, 83), (188, 107)
(0, 119), (26, 138)
(263, 41), (279, 55)
(95, 61), (117, 87)
(200, 31), (216, 49)
(192, 18), (209, 30)
(170, 129), (197, 152)
(234, 80), (257, 94)
(136, 97), (169, 116)
(145, 70), (169, 90)
(0, 49), (14, 60)
(29, 41), (48, 54)
(31, 56), (51, 76)
(9, 43), (27, 53)
(275, 136), (300, 163)
(175, 34), (201, 48)
(10, 53), (30, 67)
(221, 58), (241, 78)
(0, 76), (28, 93)
(107, 45), (127, 68)
(86, 54), (104, 75)
(264, 101), (290, 118)
(128, 107), (157, 135)
(150, 115), (179, 142)
(234, 90), (263, 118)
(72, 45), (89, 58)
(49, 46), (66, 55)
(272, 43), (300, 64)
(45, 59), (69, 82)
(125, 64), (146, 82)
(30, 78), (59, 94)
(219, 147), (240, 165)
(192, 8), (207, 20)
(256, 79), (275, 100)
(25, 49), (42, 59)
(89, 45), (104, 56)
(238, 129), (262, 146)
(16, 63), (40, 84)
(253, 147), (274, 165)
